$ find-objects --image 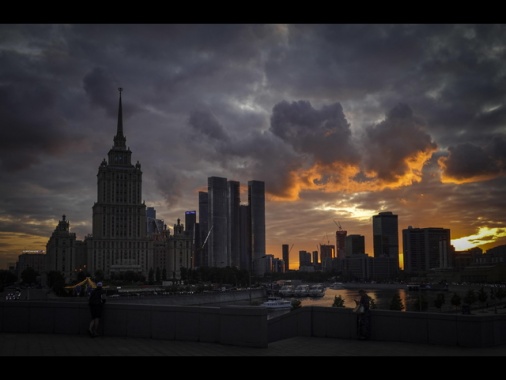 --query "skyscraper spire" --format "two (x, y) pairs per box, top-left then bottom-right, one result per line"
(114, 87), (126, 148)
